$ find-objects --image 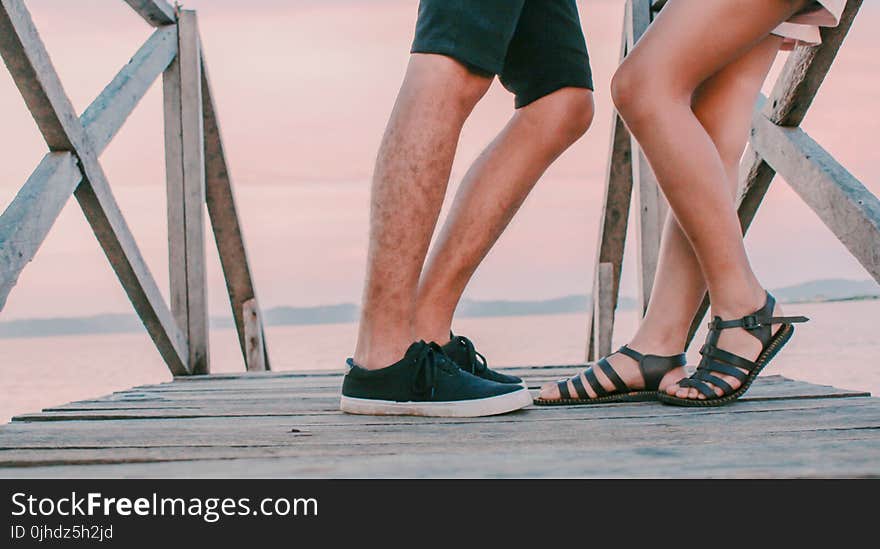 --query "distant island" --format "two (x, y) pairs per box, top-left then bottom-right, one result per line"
(0, 278), (877, 339)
